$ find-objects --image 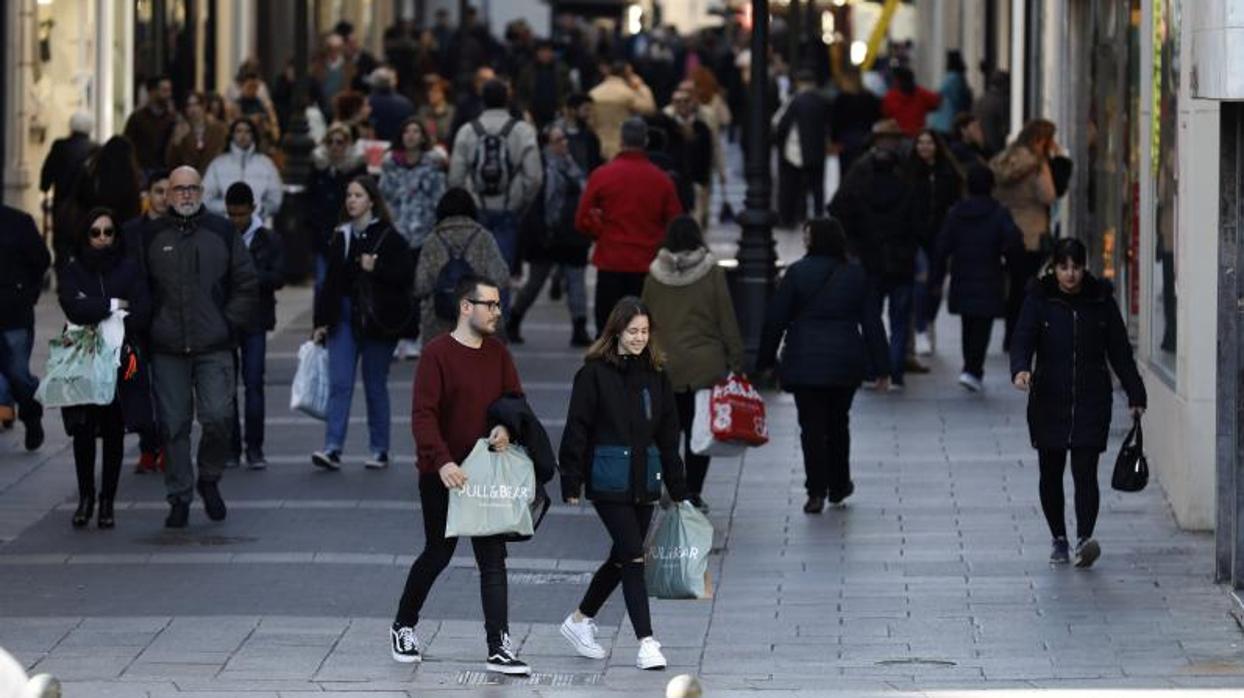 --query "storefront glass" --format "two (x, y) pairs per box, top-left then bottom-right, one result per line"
(1150, 0), (1179, 378)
